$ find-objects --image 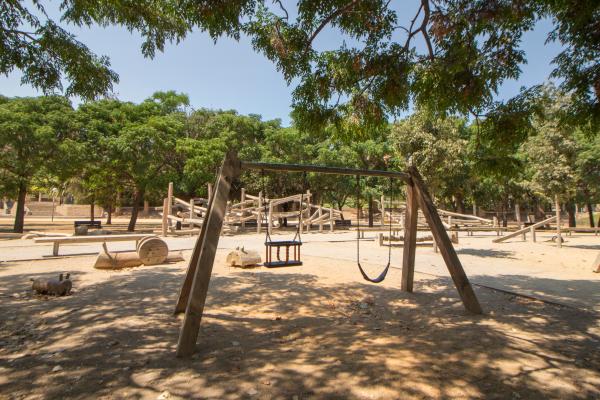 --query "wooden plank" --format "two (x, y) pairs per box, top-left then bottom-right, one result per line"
(409, 166), (483, 314)
(401, 181), (418, 292)
(34, 234), (155, 244)
(176, 152), (241, 357)
(492, 216), (557, 243)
